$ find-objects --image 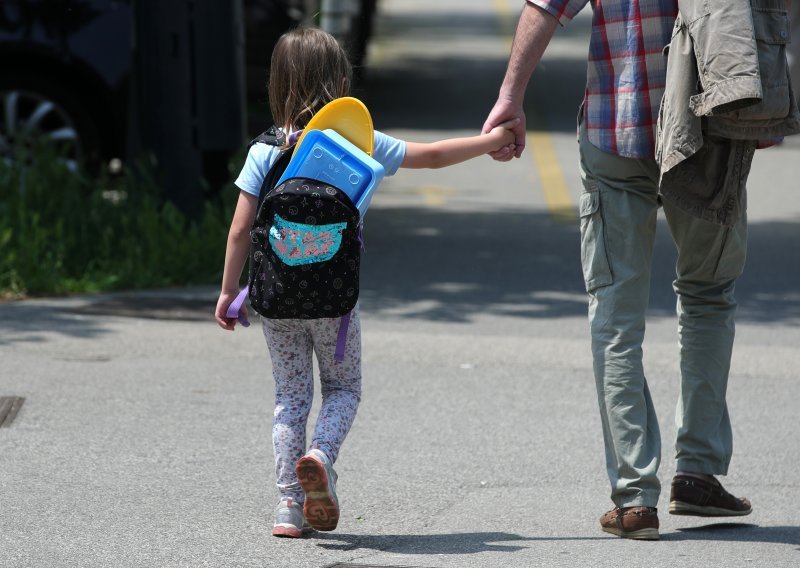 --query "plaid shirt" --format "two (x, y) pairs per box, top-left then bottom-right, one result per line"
(530, 0), (678, 159)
